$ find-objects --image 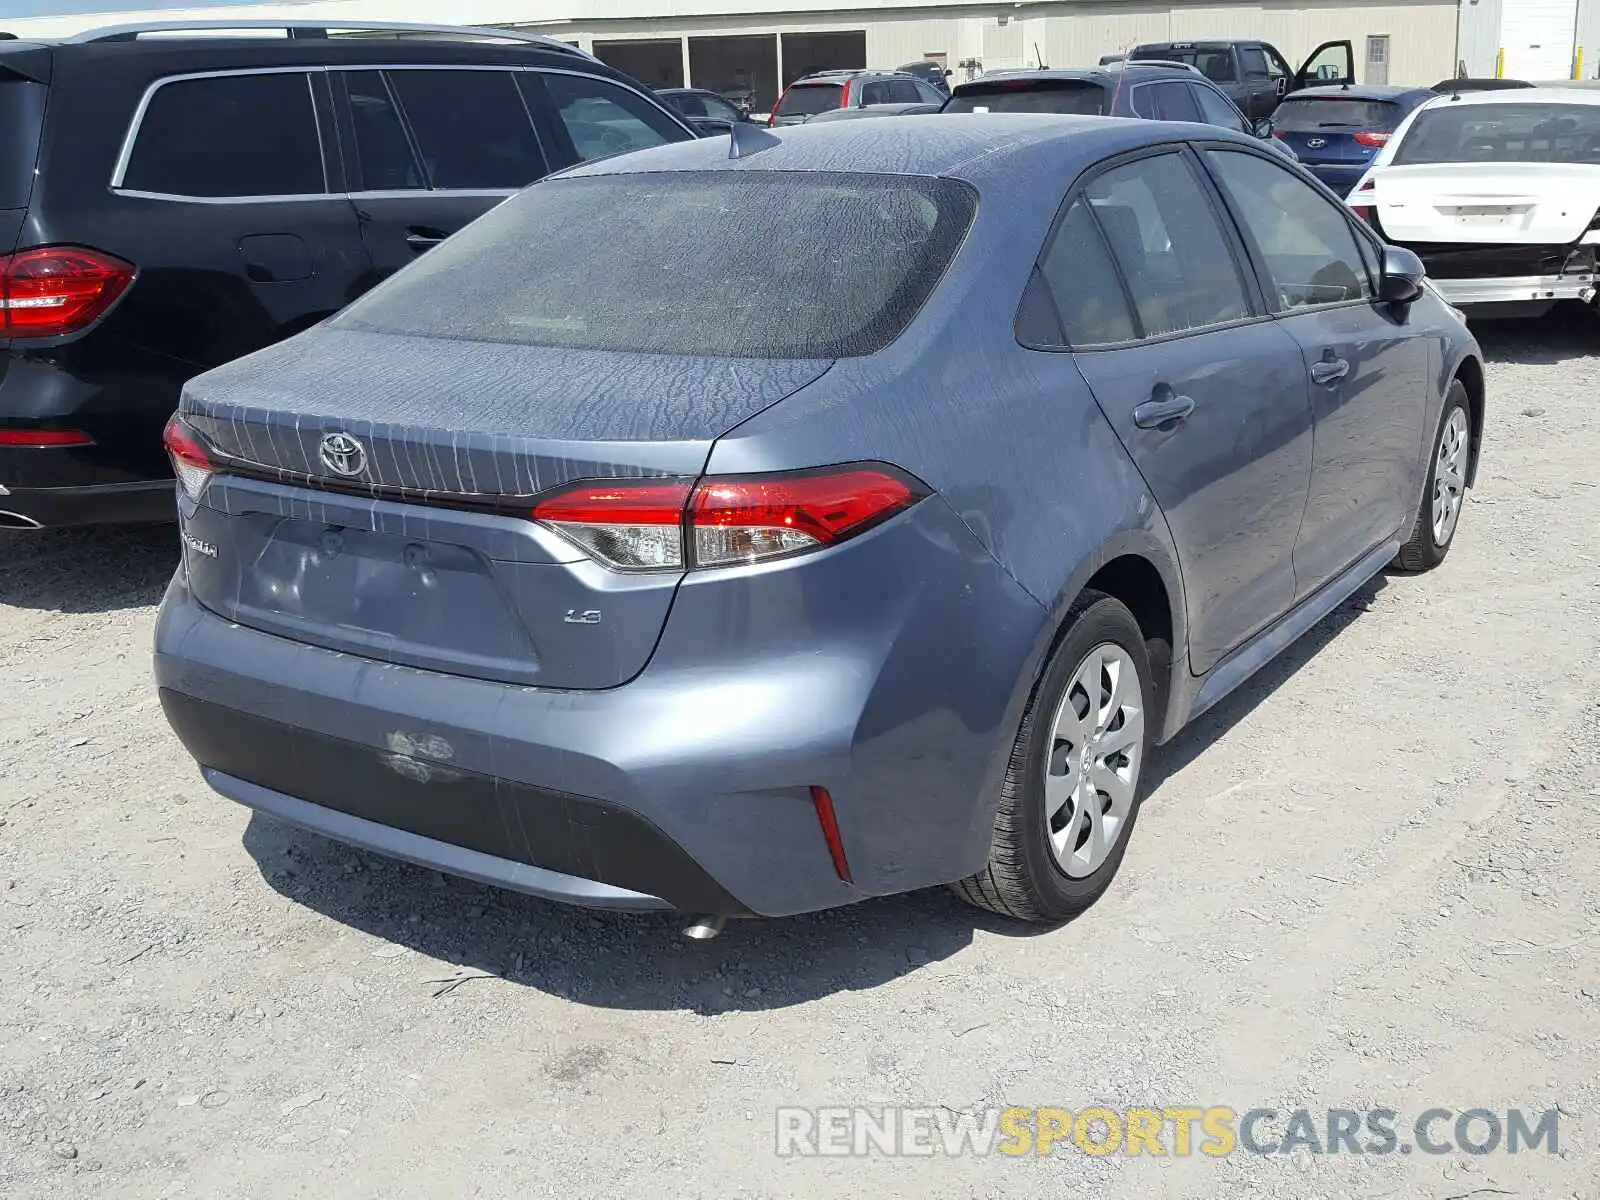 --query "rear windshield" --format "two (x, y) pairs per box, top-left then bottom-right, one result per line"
(0, 79), (46, 210)
(1394, 102), (1600, 164)
(944, 80), (1105, 115)
(1133, 46), (1237, 83)
(333, 171), (978, 359)
(1275, 98), (1401, 131)
(776, 83), (843, 118)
